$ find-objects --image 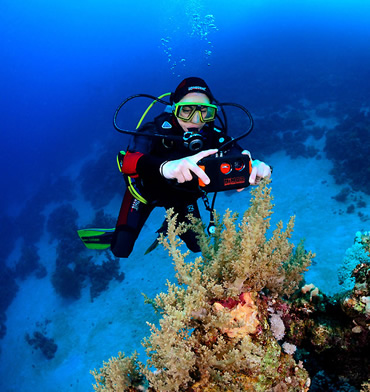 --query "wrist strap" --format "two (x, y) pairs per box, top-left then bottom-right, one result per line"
(159, 161), (169, 177)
